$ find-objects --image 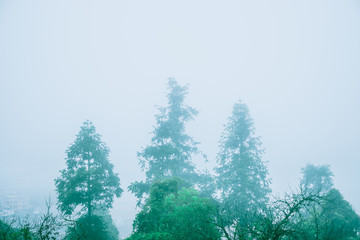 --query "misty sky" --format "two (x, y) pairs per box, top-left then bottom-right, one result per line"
(0, 0), (359, 222)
